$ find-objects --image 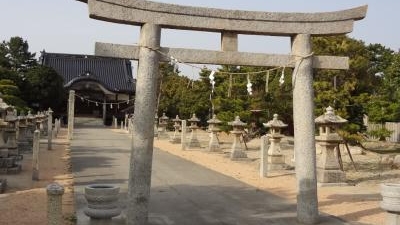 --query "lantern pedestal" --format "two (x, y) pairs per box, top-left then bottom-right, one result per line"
(170, 115), (181, 144)
(263, 114), (288, 170)
(157, 113), (169, 140)
(229, 116), (247, 160)
(187, 114), (201, 149)
(207, 114), (222, 152)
